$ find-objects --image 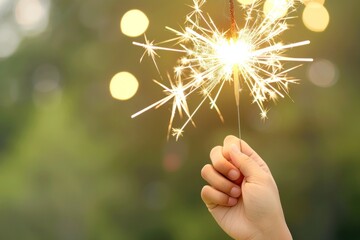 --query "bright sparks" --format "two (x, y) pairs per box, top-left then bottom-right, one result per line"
(132, 0), (313, 140)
